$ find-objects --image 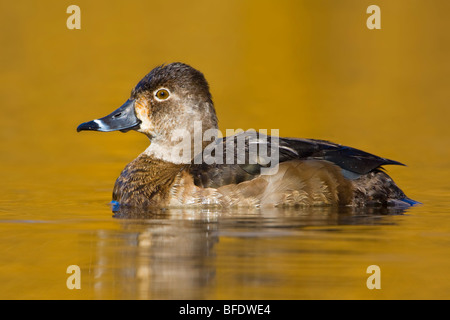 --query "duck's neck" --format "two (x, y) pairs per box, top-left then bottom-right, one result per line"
(143, 121), (219, 164)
